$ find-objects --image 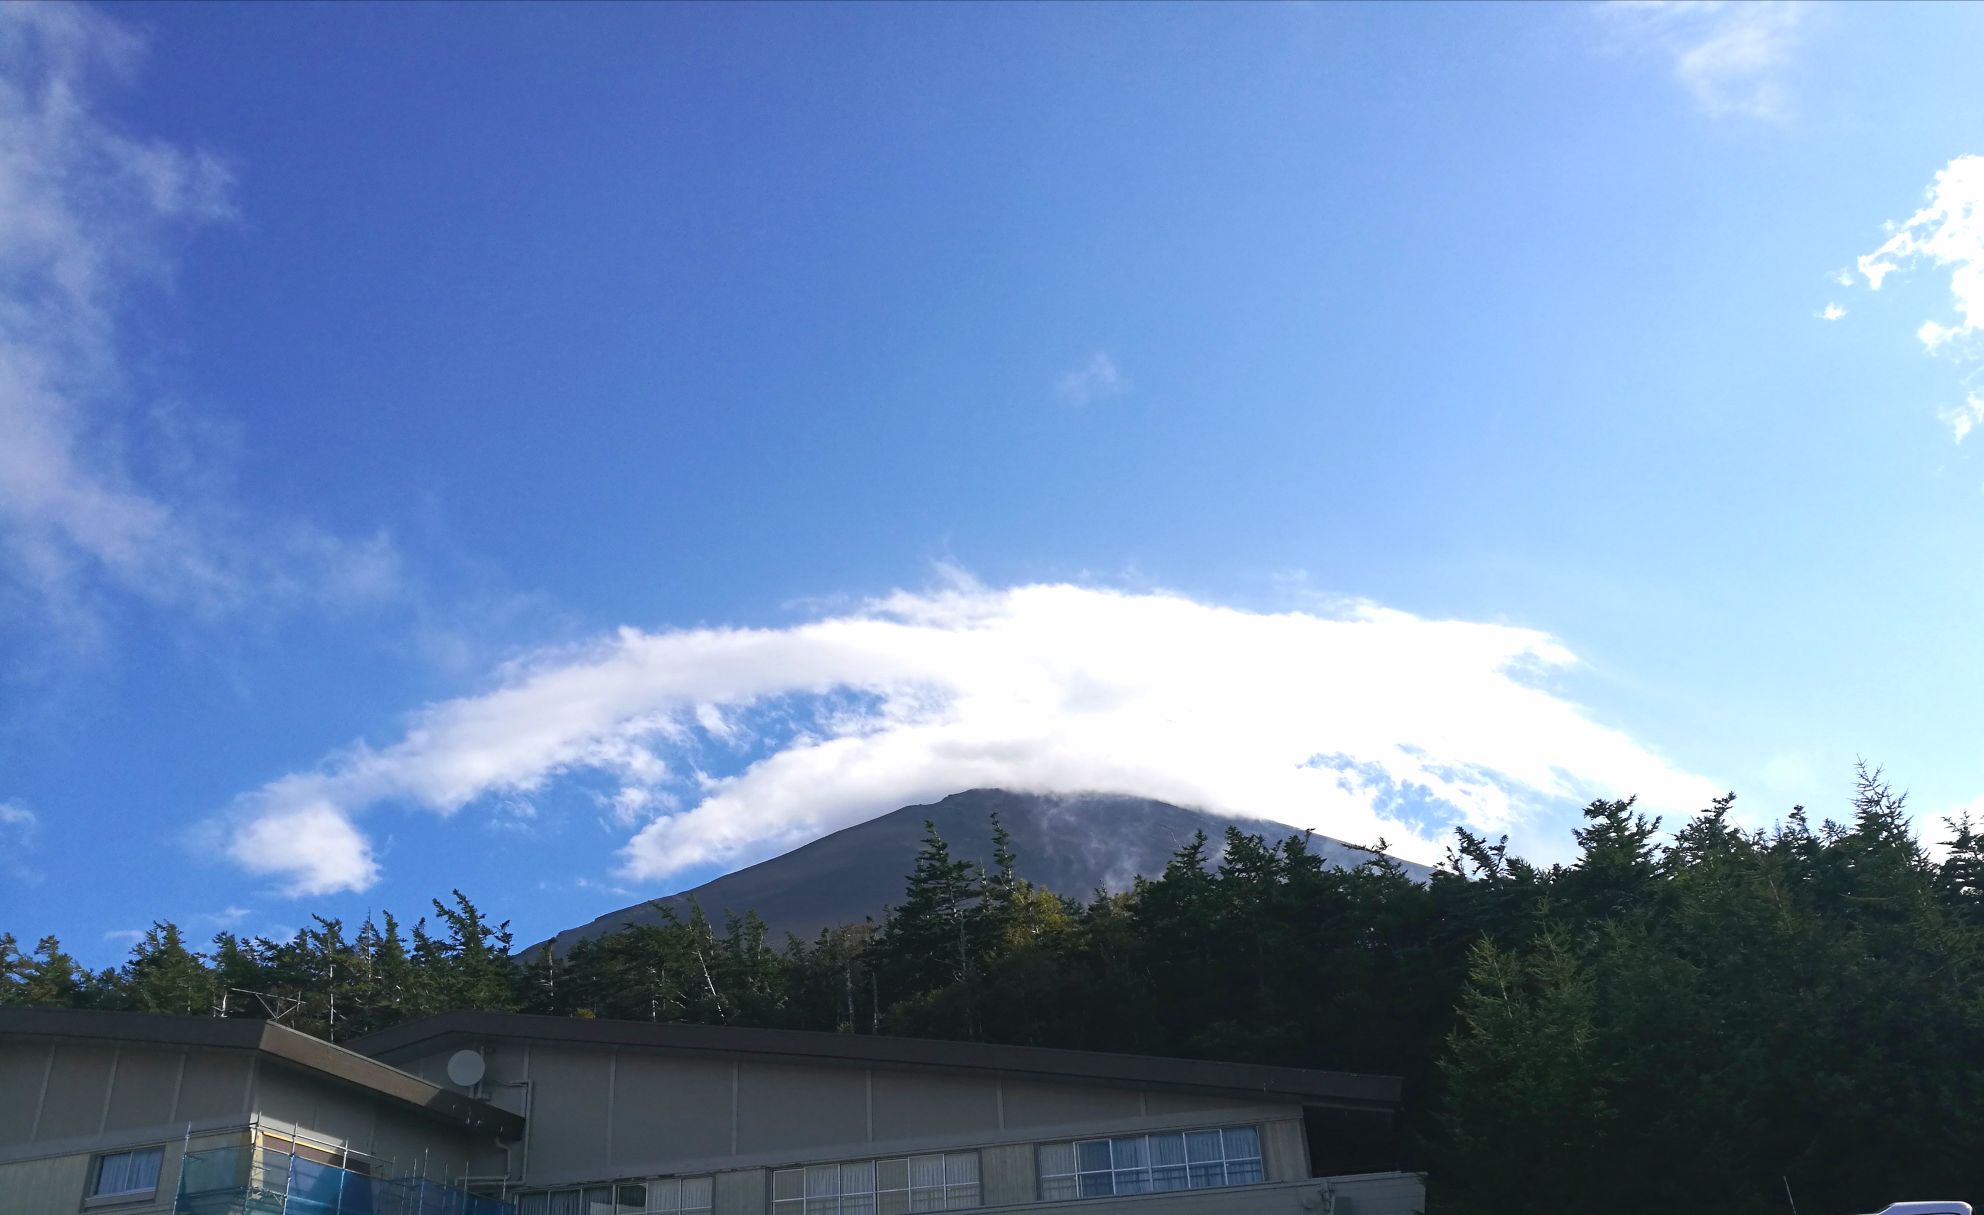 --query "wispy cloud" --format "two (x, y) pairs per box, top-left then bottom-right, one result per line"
(1940, 392), (1984, 444)
(1850, 155), (1984, 441)
(1601, 1), (1808, 122)
(192, 905), (252, 929)
(0, 3), (399, 639)
(1859, 155), (1984, 352)
(1820, 303), (1847, 322)
(1056, 352), (1129, 406)
(0, 800), (38, 884)
(214, 578), (1716, 896)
